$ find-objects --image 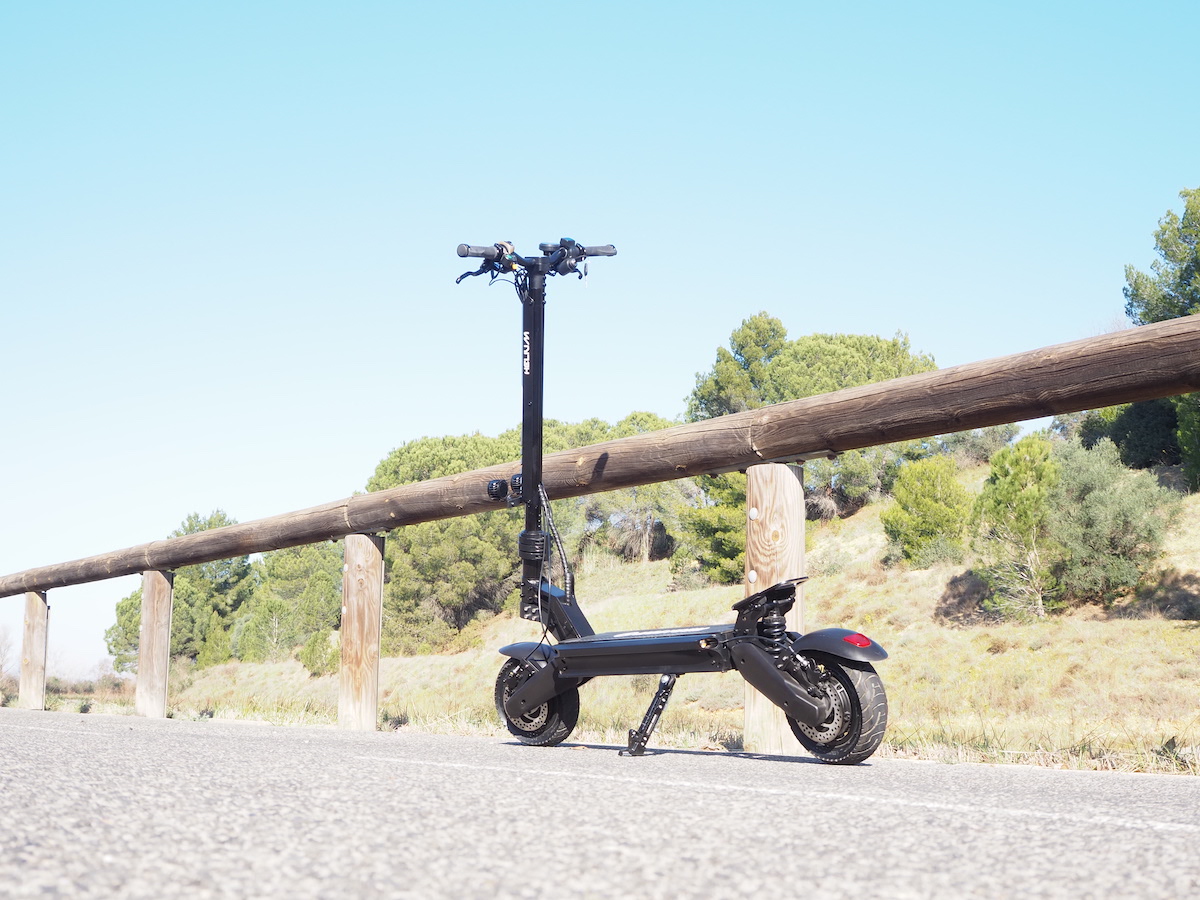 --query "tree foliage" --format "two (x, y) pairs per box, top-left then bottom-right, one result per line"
(1123, 188), (1200, 326)
(1070, 400), (1182, 469)
(1123, 187), (1200, 490)
(104, 511), (257, 672)
(234, 542), (344, 663)
(1046, 440), (1178, 603)
(881, 456), (971, 567)
(298, 628), (339, 677)
(687, 313), (935, 420)
(369, 413), (692, 652)
(971, 437), (1178, 618)
(104, 514), (346, 671)
(679, 313), (938, 581)
(972, 437), (1061, 618)
(671, 473), (747, 585)
(937, 424), (1019, 466)
(169, 511), (256, 661)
